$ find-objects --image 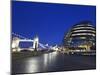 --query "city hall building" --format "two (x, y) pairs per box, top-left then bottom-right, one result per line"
(63, 21), (96, 54)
